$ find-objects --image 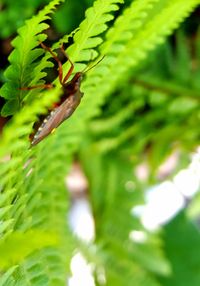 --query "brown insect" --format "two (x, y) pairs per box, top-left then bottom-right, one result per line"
(22, 42), (103, 146)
